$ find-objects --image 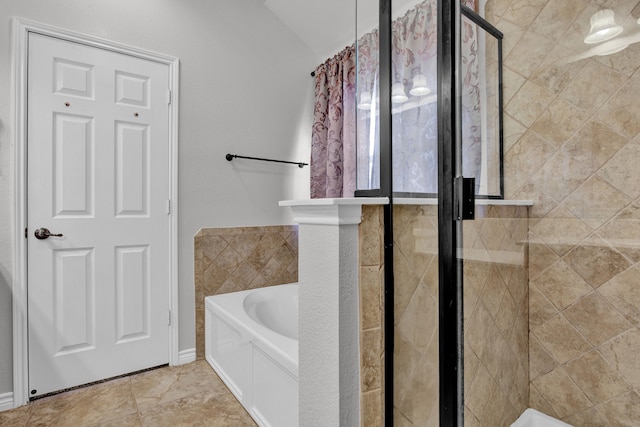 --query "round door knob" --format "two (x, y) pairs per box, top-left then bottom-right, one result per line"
(34, 228), (63, 240)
